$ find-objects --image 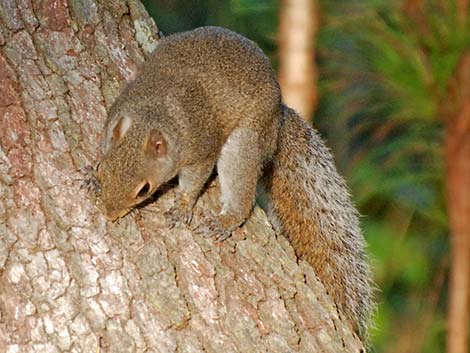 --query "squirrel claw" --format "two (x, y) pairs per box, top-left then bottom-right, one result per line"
(215, 231), (232, 242)
(165, 193), (195, 228)
(194, 210), (233, 241)
(78, 164), (101, 195)
(165, 206), (193, 228)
